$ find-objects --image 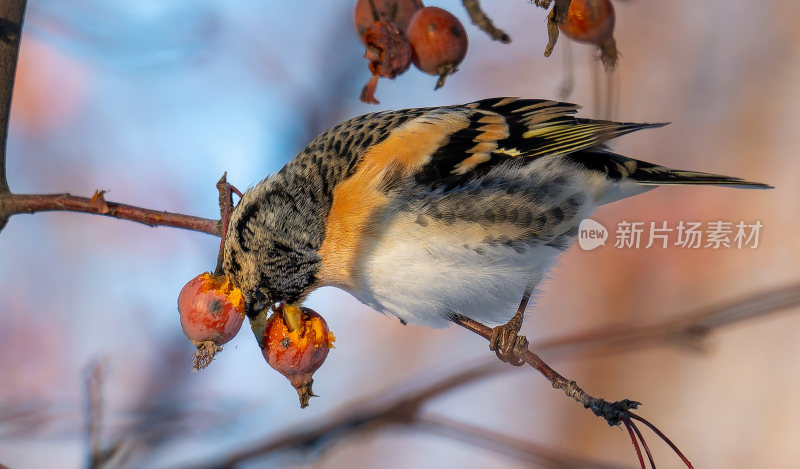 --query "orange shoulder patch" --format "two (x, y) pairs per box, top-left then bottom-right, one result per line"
(360, 109), (471, 175)
(316, 110), (470, 288)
